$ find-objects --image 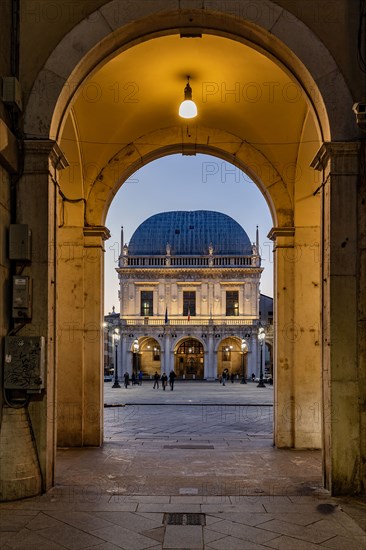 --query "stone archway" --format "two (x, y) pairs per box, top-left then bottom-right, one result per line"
(12, 1), (362, 498)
